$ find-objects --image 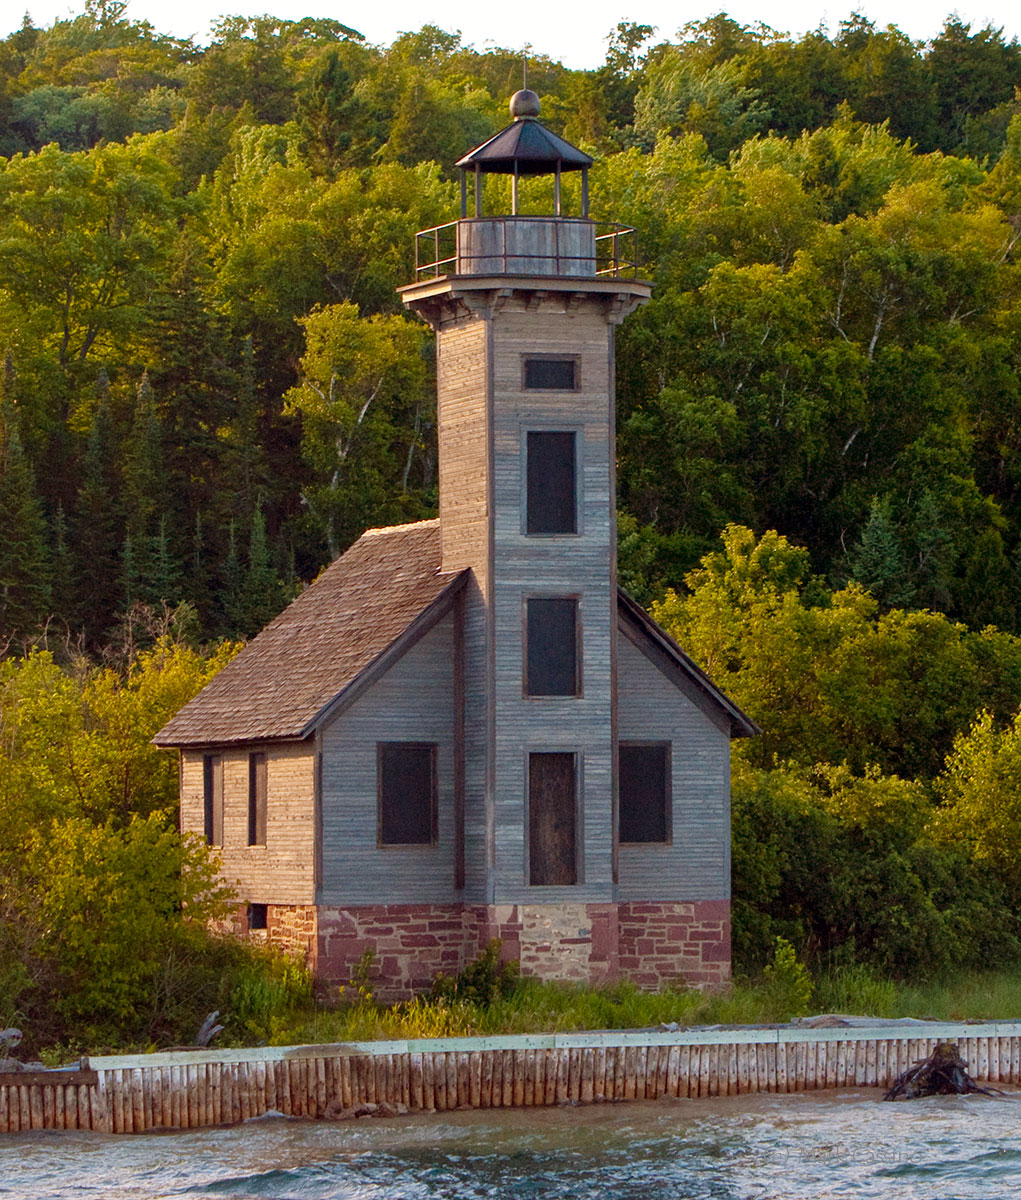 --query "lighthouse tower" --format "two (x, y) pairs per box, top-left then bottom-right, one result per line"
(401, 91), (691, 979)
